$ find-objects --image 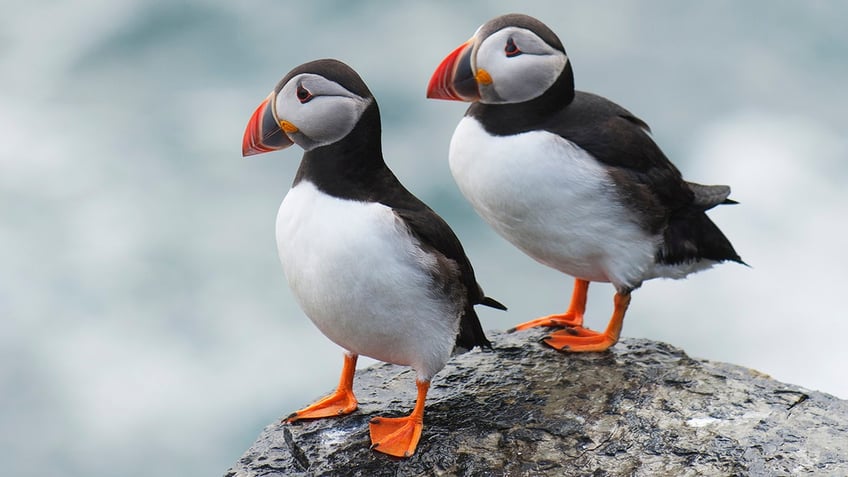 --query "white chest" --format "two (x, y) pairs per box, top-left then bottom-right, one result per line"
(448, 117), (657, 289)
(274, 181), (459, 378)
